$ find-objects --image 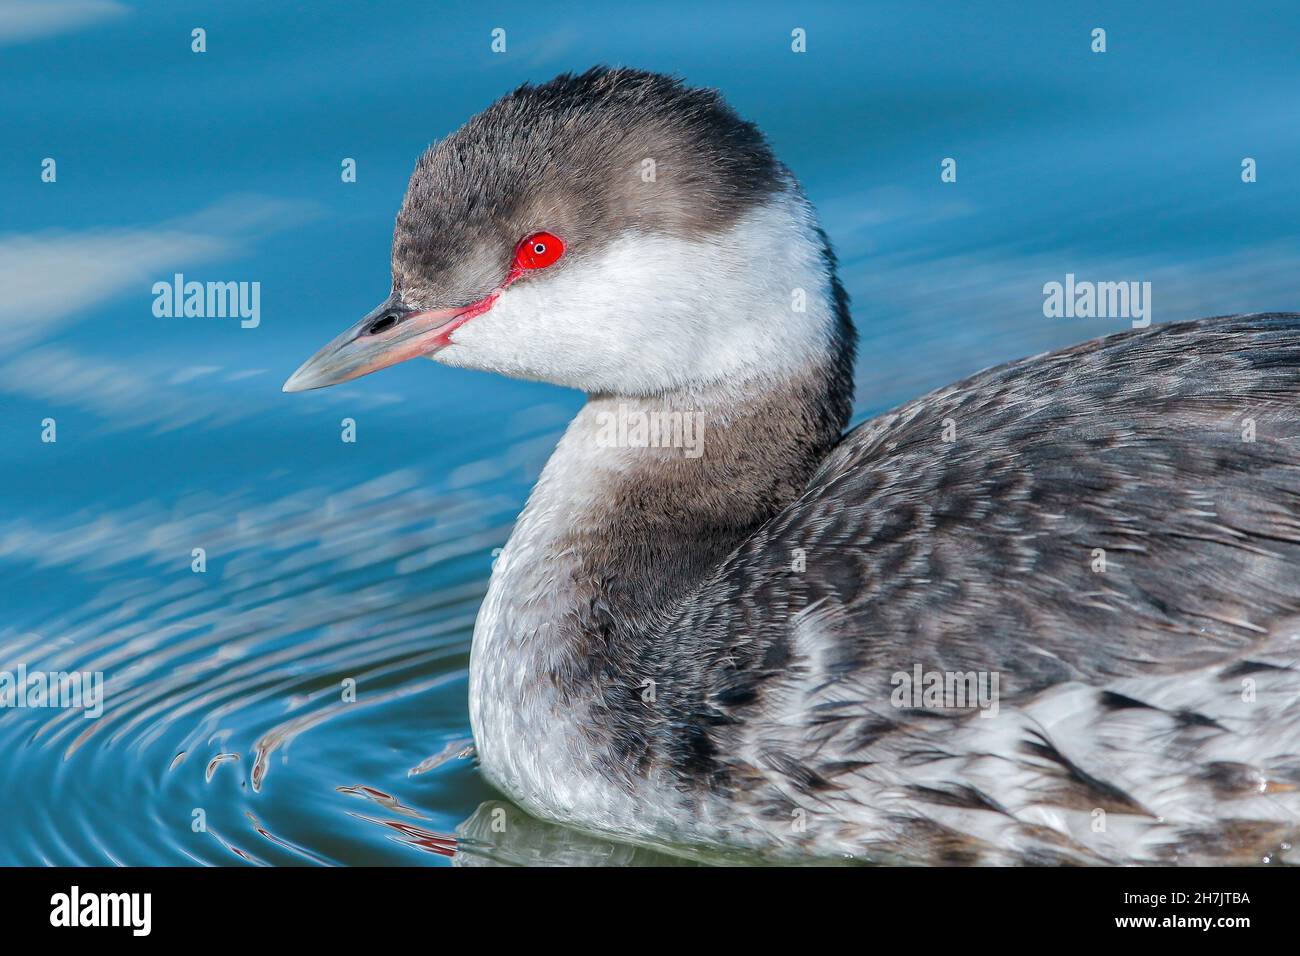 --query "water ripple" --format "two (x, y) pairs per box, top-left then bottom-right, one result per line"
(0, 446), (521, 865)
